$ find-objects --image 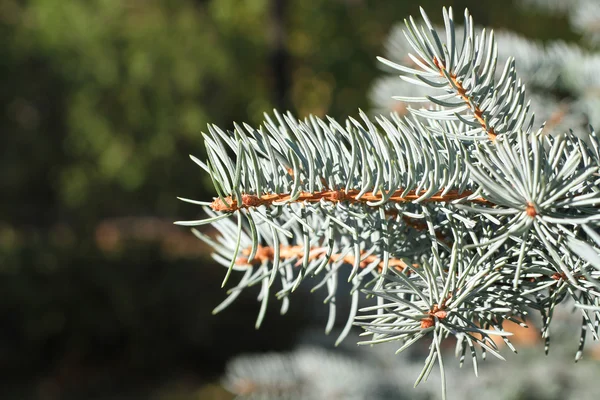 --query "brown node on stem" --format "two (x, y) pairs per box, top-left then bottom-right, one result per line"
(420, 304), (448, 329)
(209, 194), (264, 212)
(241, 194), (263, 208)
(328, 189), (348, 202)
(551, 272), (567, 281)
(211, 196), (237, 212)
(525, 202), (537, 218)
